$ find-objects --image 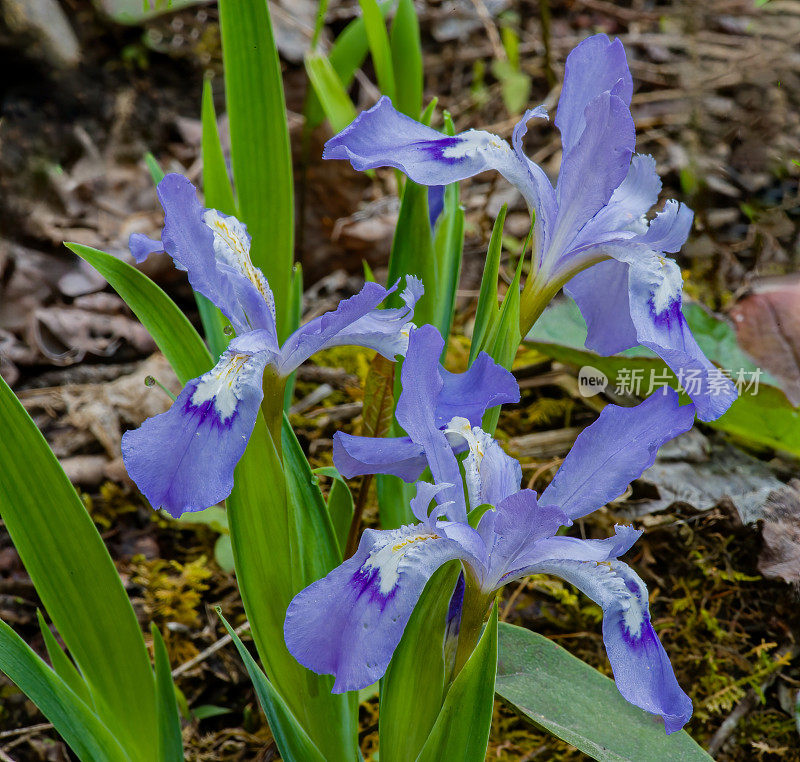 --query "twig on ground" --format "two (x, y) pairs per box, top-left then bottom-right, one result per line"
(289, 384), (334, 415)
(469, 0), (505, 62)
(501, 579), (529, 621)
(0, 724), (53, 741)
(171, 621), (251, 679)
